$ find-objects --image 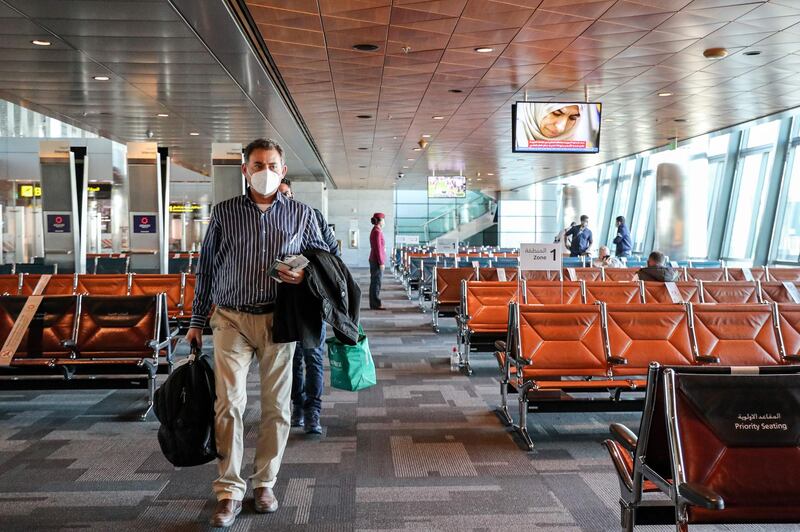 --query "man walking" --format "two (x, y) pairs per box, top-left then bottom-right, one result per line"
(564, 214), (593, 257)
(613, 215), (632, 258)
(277, 178), (339, 435)
(185, 138), (327, 528)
